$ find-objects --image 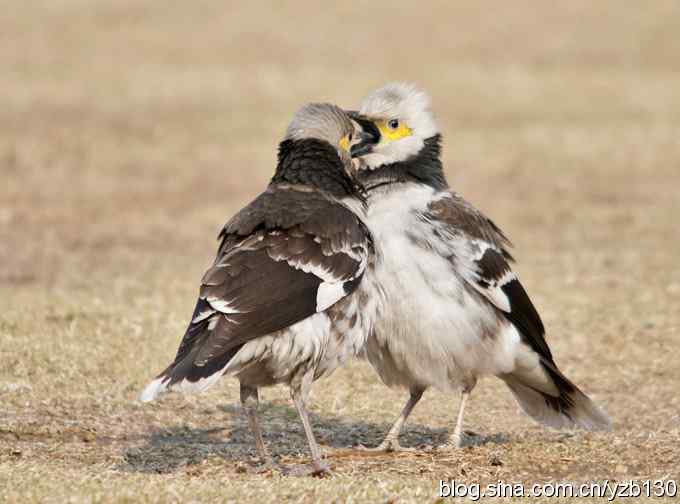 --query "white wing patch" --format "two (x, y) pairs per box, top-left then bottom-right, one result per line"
(470, 269), (515, 313)
(285, 258), (337, 282)
(206, 296), (242, 314)
(316, 281), (347, 312)
(191, 306), (216, 324)
(448, 237), (516, 314)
